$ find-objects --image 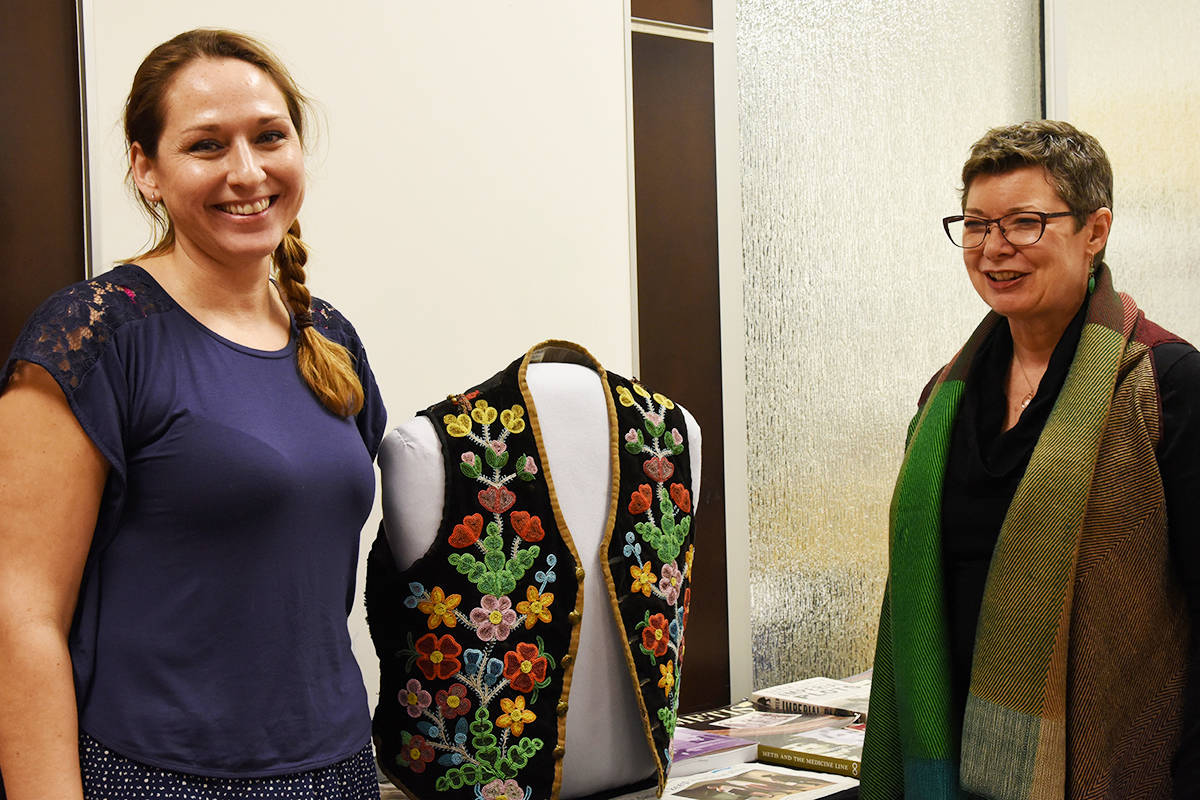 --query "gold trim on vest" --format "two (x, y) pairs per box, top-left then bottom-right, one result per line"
(367, 340), (698, 800)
